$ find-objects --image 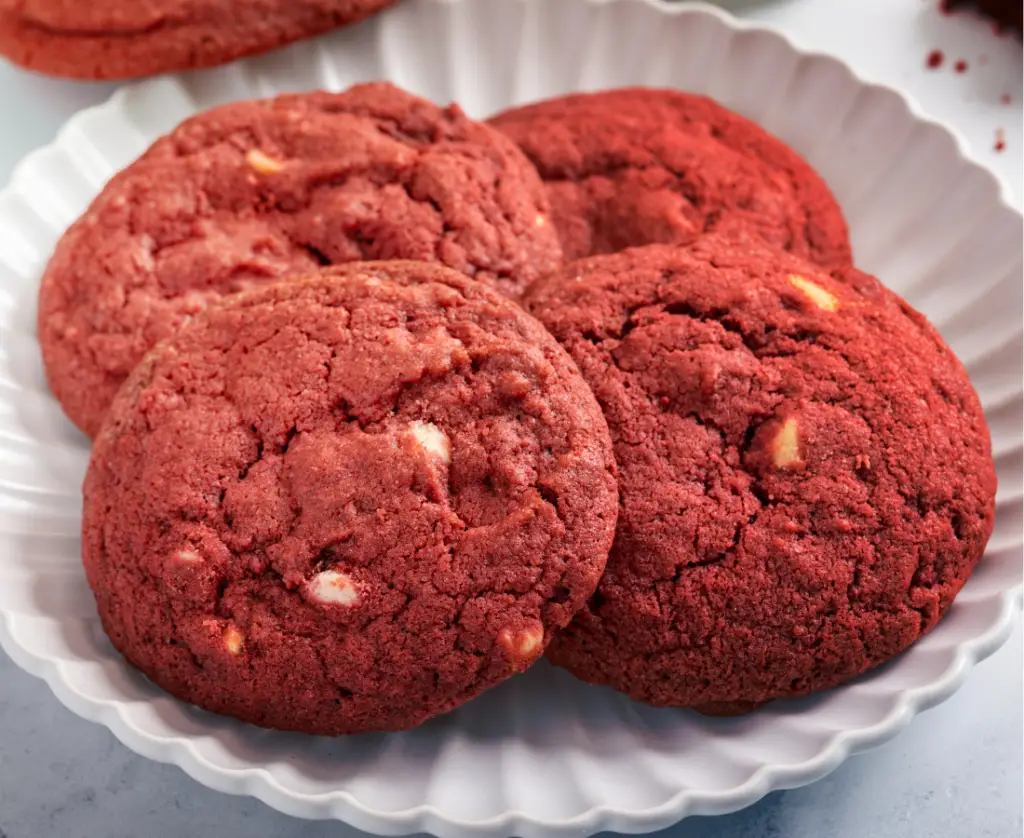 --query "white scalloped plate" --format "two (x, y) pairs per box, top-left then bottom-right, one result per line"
(0, 0), (1021, 835)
